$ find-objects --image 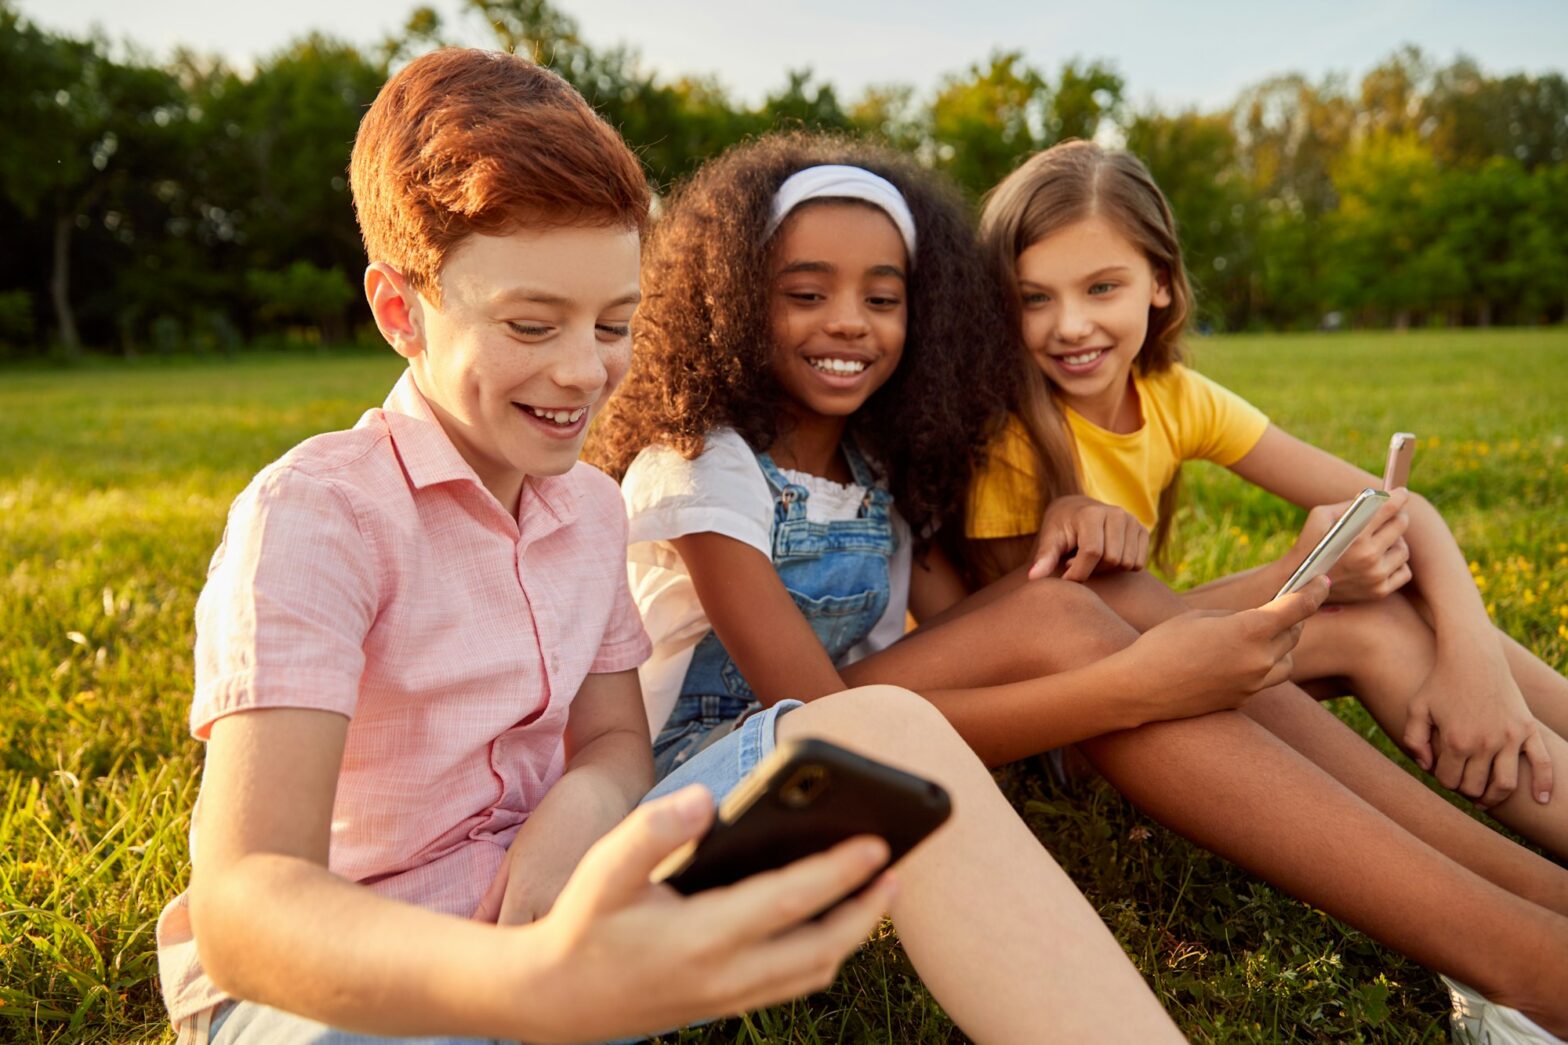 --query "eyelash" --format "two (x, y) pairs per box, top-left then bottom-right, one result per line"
(1021, 283), (1117, 305)
(785, 292), (901, 308)
(507, 322), (630, 338)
